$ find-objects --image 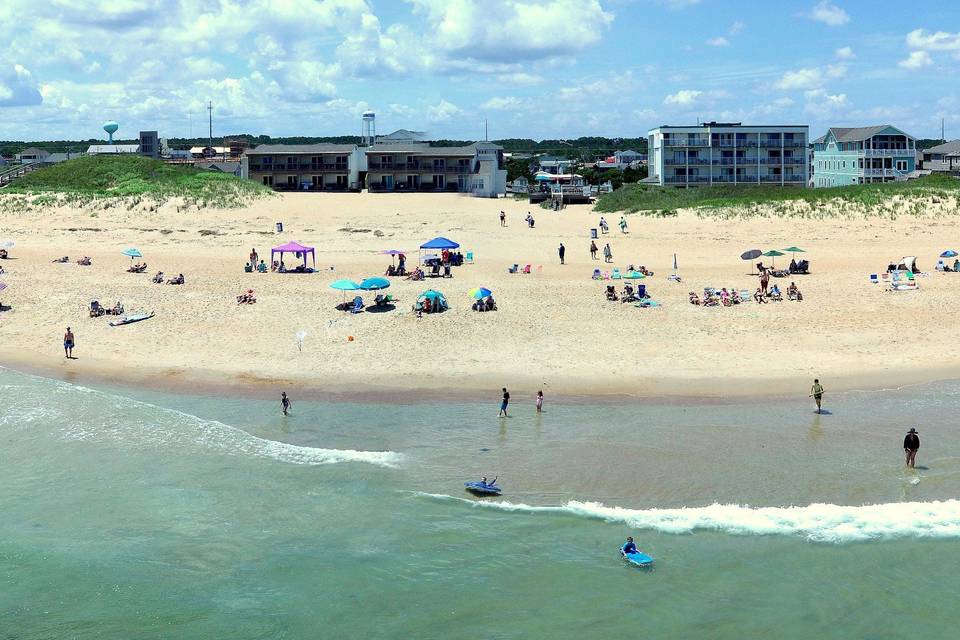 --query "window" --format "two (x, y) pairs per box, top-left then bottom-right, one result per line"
(896, 160), (907, 171)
